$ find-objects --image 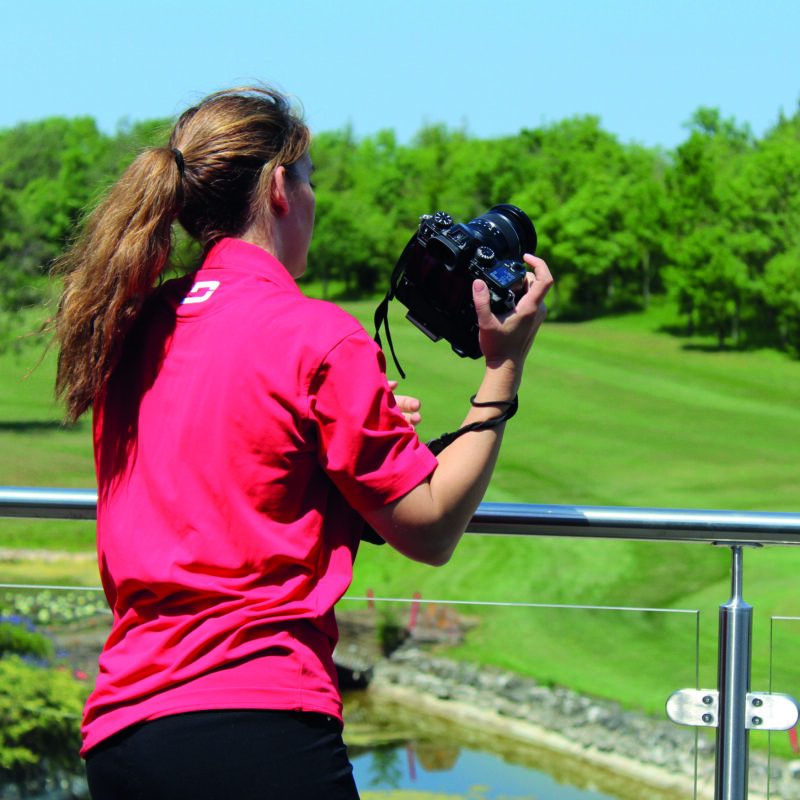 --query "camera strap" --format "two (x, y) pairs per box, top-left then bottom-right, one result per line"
(373, 238), (415, 379)
(425, 394), (519, 455)
(375, 240), (520, 455)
